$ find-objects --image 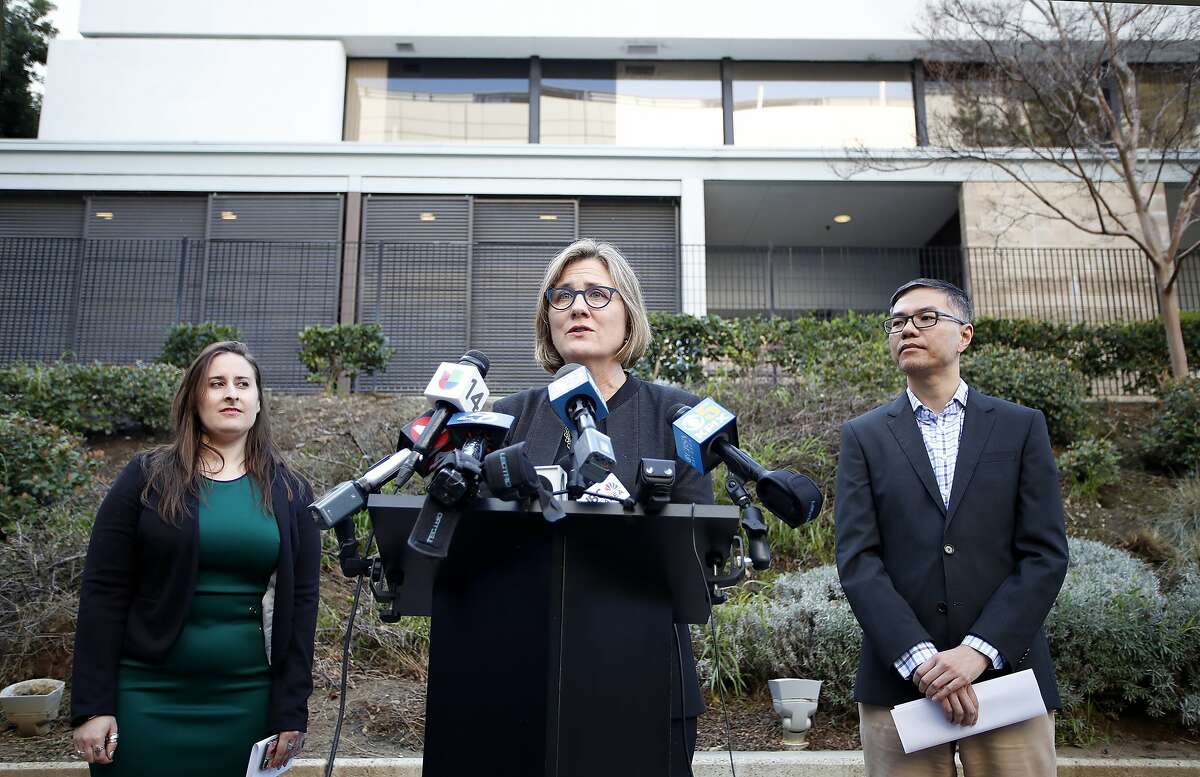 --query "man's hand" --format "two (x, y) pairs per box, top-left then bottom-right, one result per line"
(914, 645), (989, 704)
(938, 684), (980, 726)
